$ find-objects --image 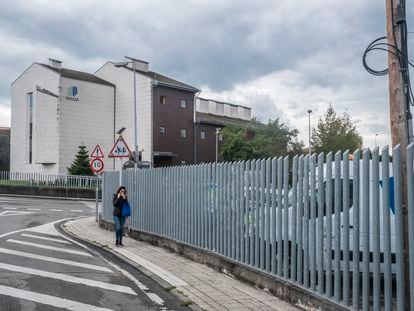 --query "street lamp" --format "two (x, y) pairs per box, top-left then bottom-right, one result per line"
(215, 128), (221, 163)
(375, 133), (379, 147)
(307, 109), (312, 157)
(114, 57), (138, 170)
